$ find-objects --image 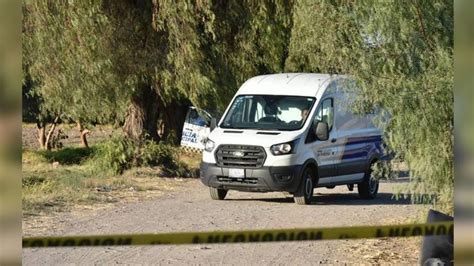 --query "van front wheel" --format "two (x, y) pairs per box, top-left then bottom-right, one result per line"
(294, 167), (314, 205)
(209, 187), (227, 200)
